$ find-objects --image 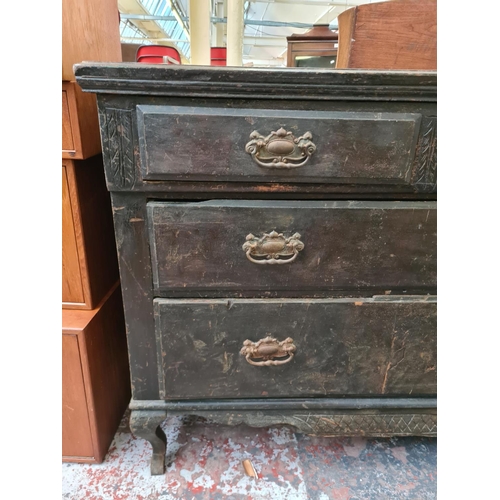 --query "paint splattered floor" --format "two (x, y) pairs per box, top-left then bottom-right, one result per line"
(62, 411), (436, 499)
